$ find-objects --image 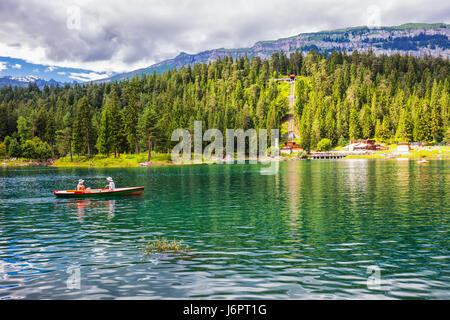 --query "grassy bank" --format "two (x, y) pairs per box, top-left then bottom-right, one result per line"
(1, 158), (55, 167)
(52, 153), (173, 168)
(343, 146), (450, 159)
(407, 147), (450, 159)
